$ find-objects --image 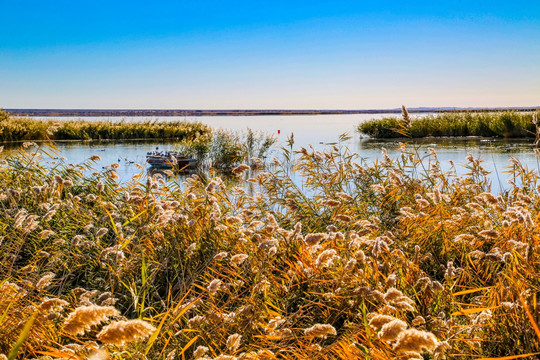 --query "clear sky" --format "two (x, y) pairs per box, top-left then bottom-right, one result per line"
(1, 0), (539, 109)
